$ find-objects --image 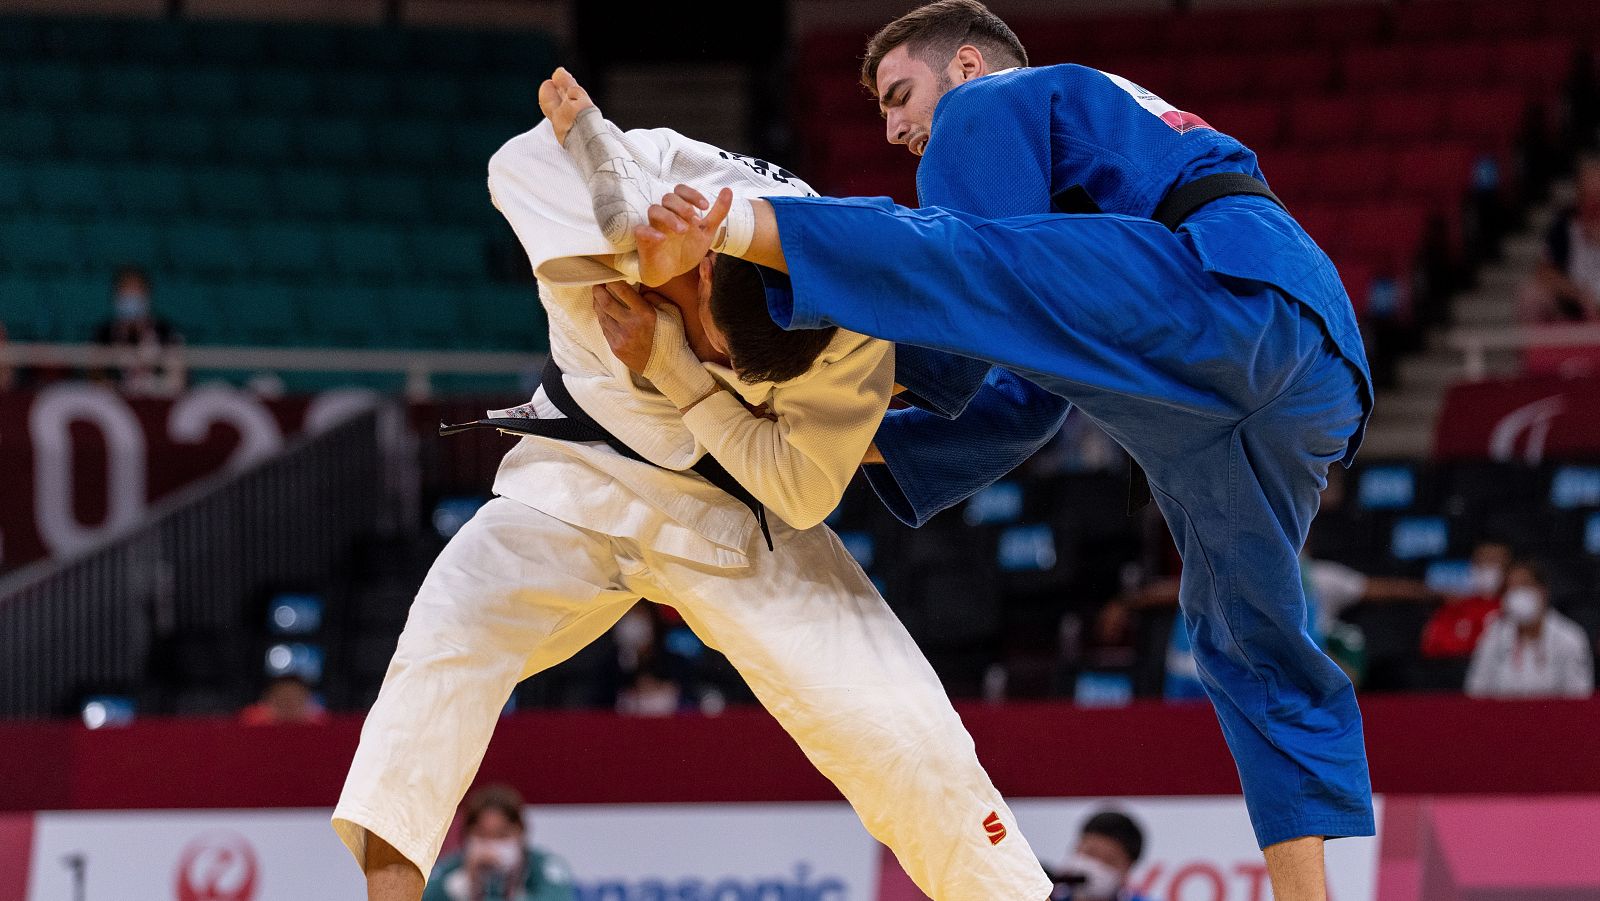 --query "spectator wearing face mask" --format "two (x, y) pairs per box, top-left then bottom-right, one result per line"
(94, 265), (185, 396)
(1048, 810), (1154, 901)
(1465, 561), (1594, 699)
(1422, 541), (1513, 660)
(424, 784), (575, 901)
